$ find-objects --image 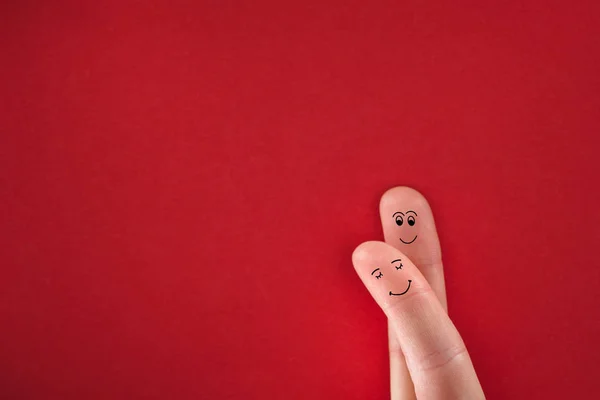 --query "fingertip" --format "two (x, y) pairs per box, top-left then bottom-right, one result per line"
(379, 185), (441, 266)
(352, 240), (387, 265)
(352, 241), (409, 274)
(351, 241), (428, 309)
(379, 186), (431, 212)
